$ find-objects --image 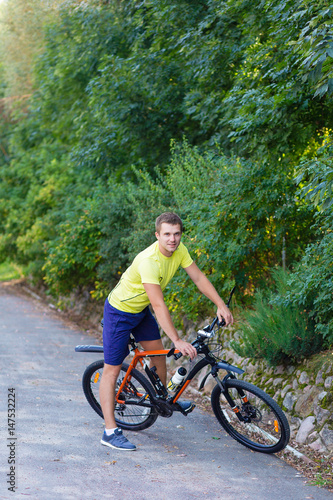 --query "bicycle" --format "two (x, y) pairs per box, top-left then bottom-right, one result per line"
(75, 289), (290, 454)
